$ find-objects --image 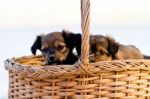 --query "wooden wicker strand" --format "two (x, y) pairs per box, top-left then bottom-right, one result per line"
(80, 0), (90, 65)
(77, 58), (97, 76)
